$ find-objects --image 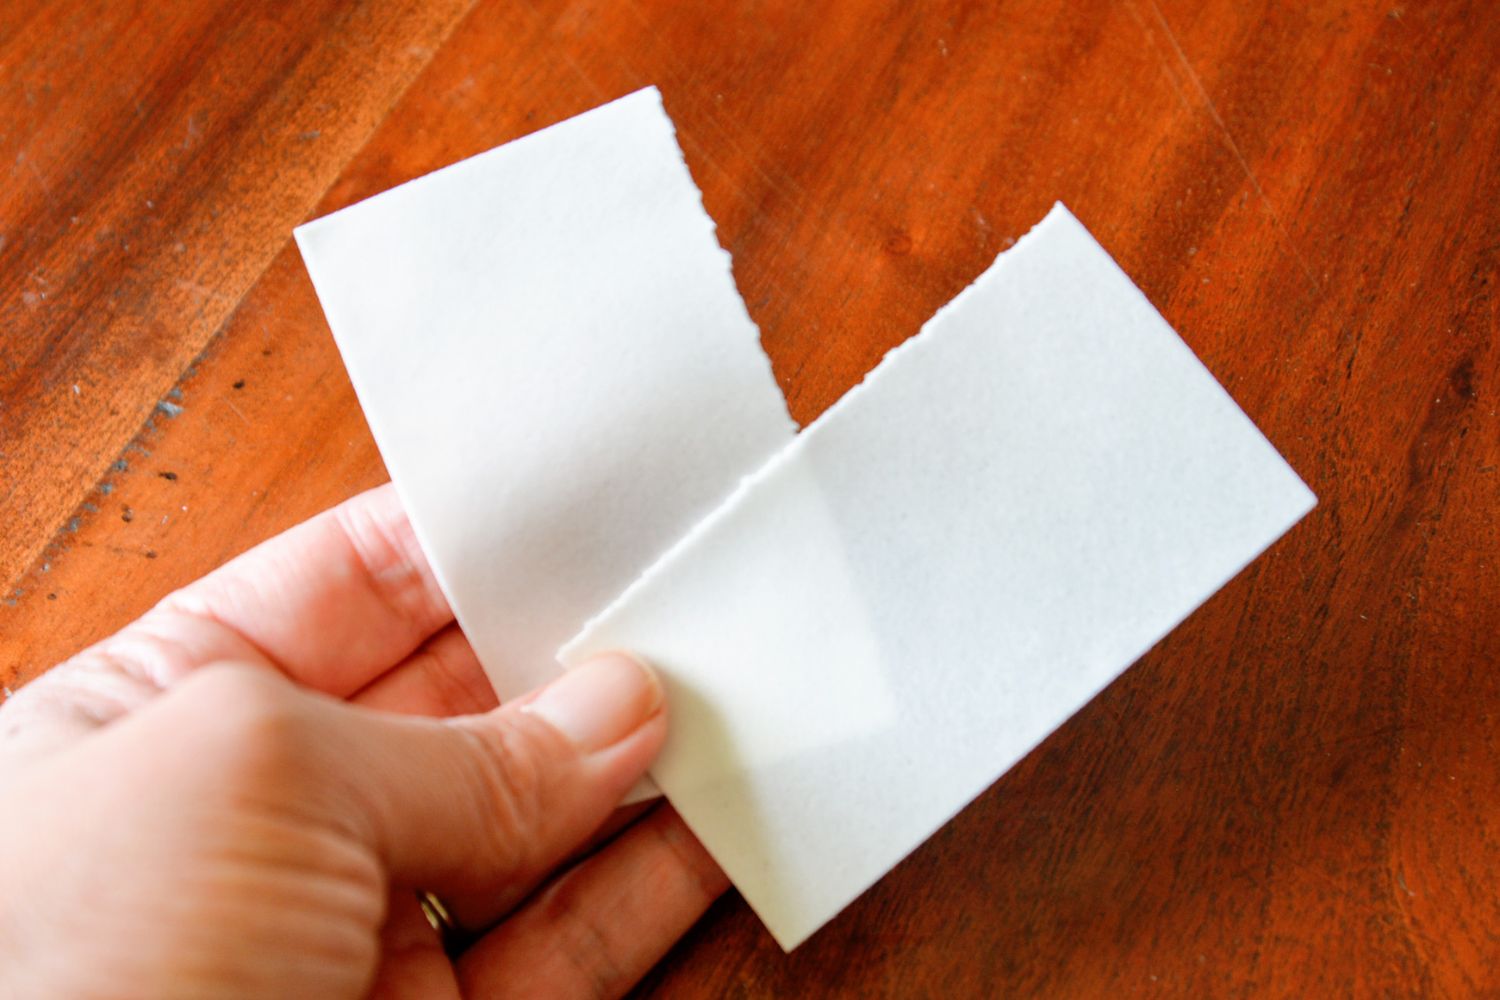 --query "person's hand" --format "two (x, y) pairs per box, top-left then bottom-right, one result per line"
(0, 484), (727, 998)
